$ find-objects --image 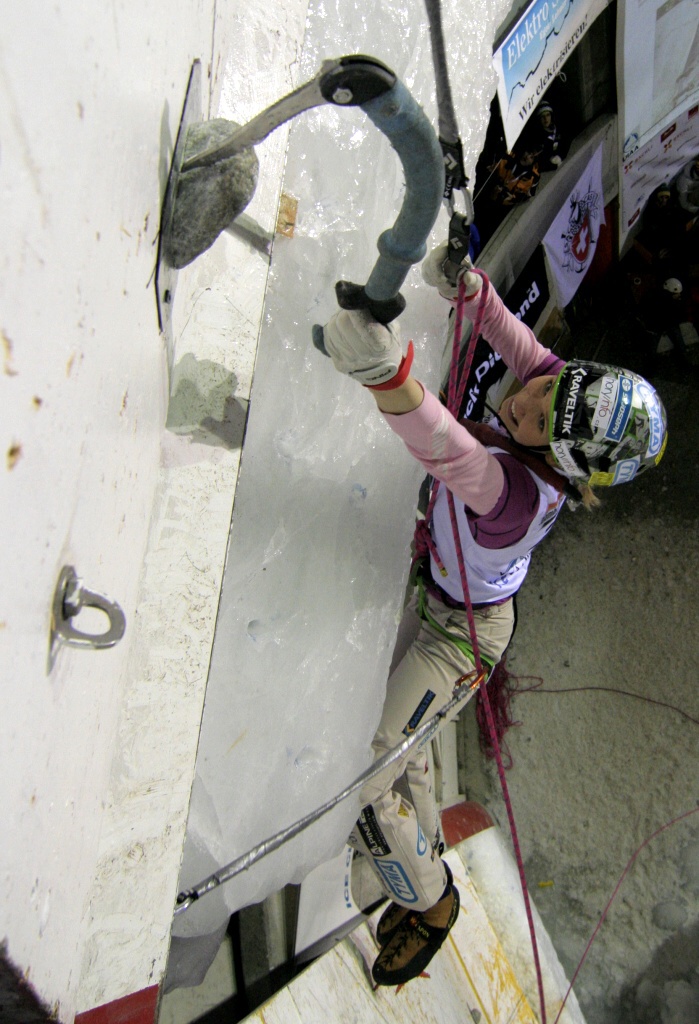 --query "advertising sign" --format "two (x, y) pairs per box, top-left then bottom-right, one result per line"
(503, 245), (550, 329)
(620, 0), (699, 159)
(494, 0), (608, 151)
(620, 103), (699, 248)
